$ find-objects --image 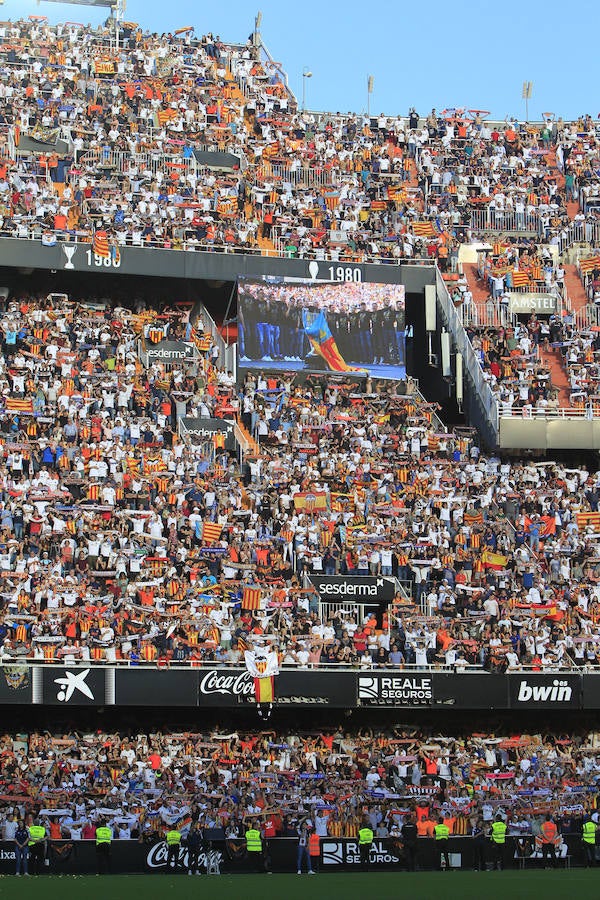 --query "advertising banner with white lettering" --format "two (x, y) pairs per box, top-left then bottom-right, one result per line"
(509, 291), (557, 315)
(309, 575), (397, 605)
(38, 666), (111, 706)
(357, 673), (433, 706)
(139, 340), (197, 366)
(179, 416), (237, 450)
(0, 836), (586, 874)
(197, 668), (255, 706)
(508, 674), (581, 709)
